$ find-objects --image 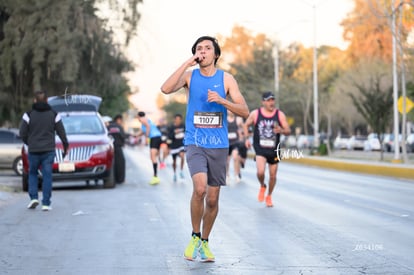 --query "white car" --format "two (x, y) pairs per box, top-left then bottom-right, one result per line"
(347, 135), (367, 150)
(407, 134), (414, 153)
(364, 133), (381, 151)
(296, 135), (314, 149)
(334, 134), (350, 150)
